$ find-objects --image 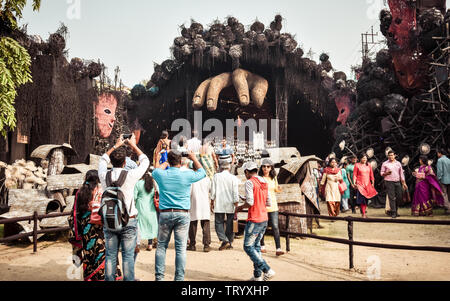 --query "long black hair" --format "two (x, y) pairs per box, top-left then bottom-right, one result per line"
(143, 169), (154, 193)
(258, 164), (277, 180)
(76, 170), (99, 214)
(327, 158), (337, 167)
(419, 155), (428, 165)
